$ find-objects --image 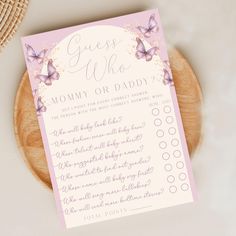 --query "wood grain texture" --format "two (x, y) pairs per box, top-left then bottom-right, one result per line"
(14, 48), (202, 190)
